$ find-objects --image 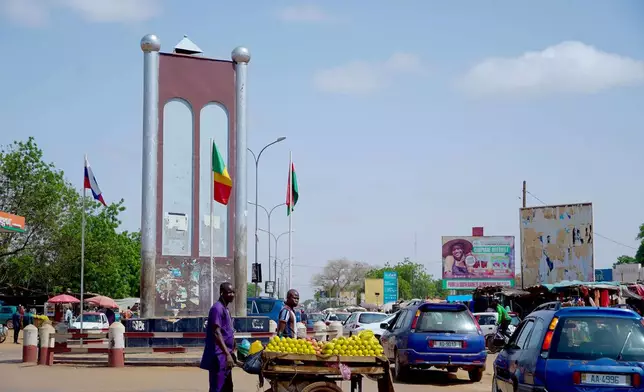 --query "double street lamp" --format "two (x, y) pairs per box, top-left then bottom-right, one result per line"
(248, 137), (286, 297)
(258, 228), (292, 297)
(248, 202), (285, 286)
